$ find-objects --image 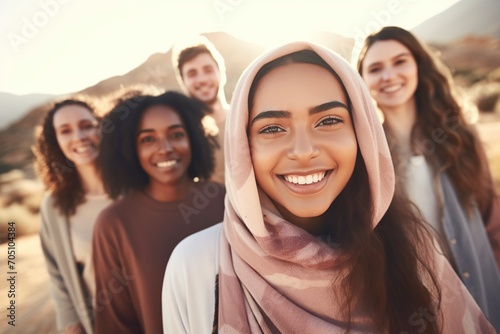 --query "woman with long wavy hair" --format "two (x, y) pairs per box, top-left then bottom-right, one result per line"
(162, 42), (494, 333)
(34, 99), (112, 334)
(357, 26), (500, 330)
